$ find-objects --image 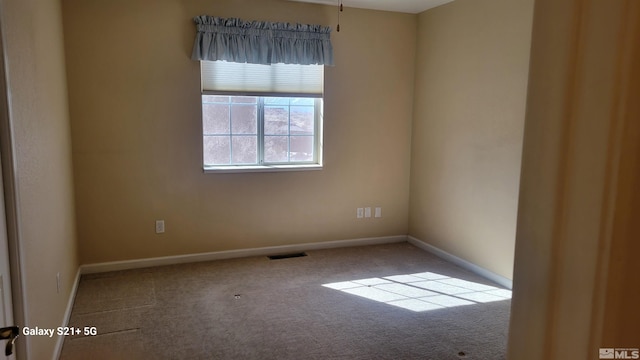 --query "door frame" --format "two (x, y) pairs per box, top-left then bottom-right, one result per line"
(0, 2), (28, 358)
